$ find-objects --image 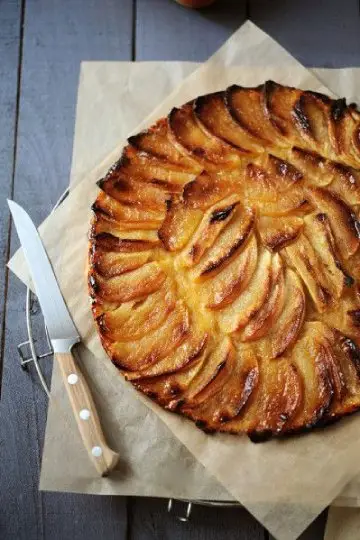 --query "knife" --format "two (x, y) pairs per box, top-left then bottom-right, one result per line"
(8, 200), (119, 476)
